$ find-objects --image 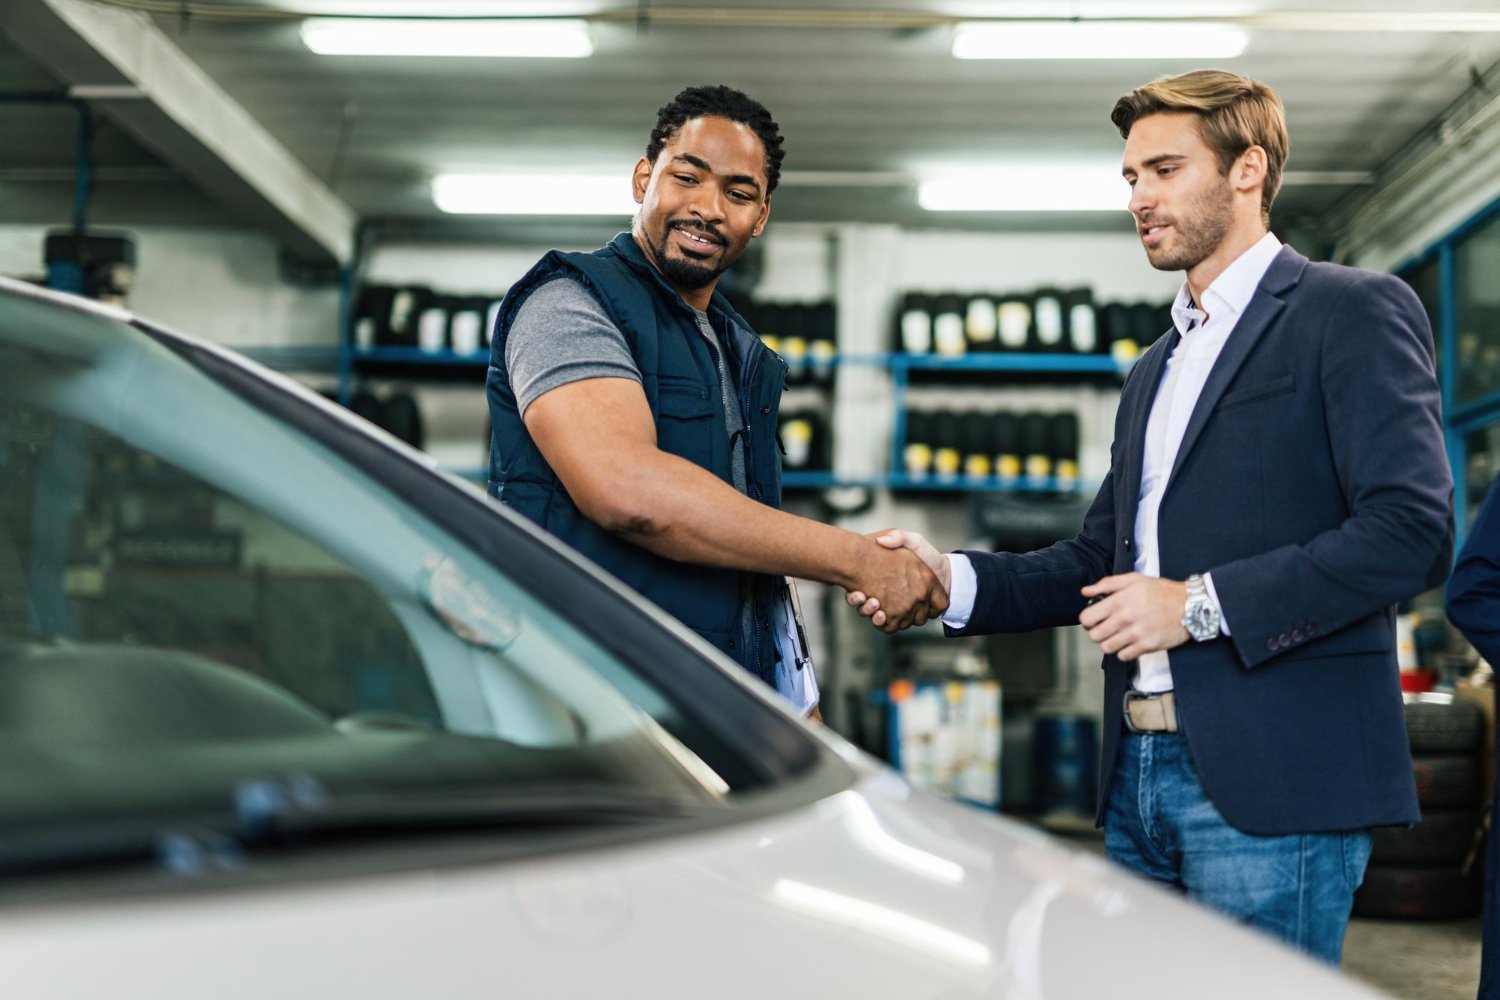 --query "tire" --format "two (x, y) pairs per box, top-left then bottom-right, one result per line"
(381, 392), (424, 450)
(1370, 808), (1481, 865)
(1411, 754), (1482, 809)
(1405, 699), (1483, 754)
(349, 389), (383, 427)
(1353, 864), (1482, 920)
